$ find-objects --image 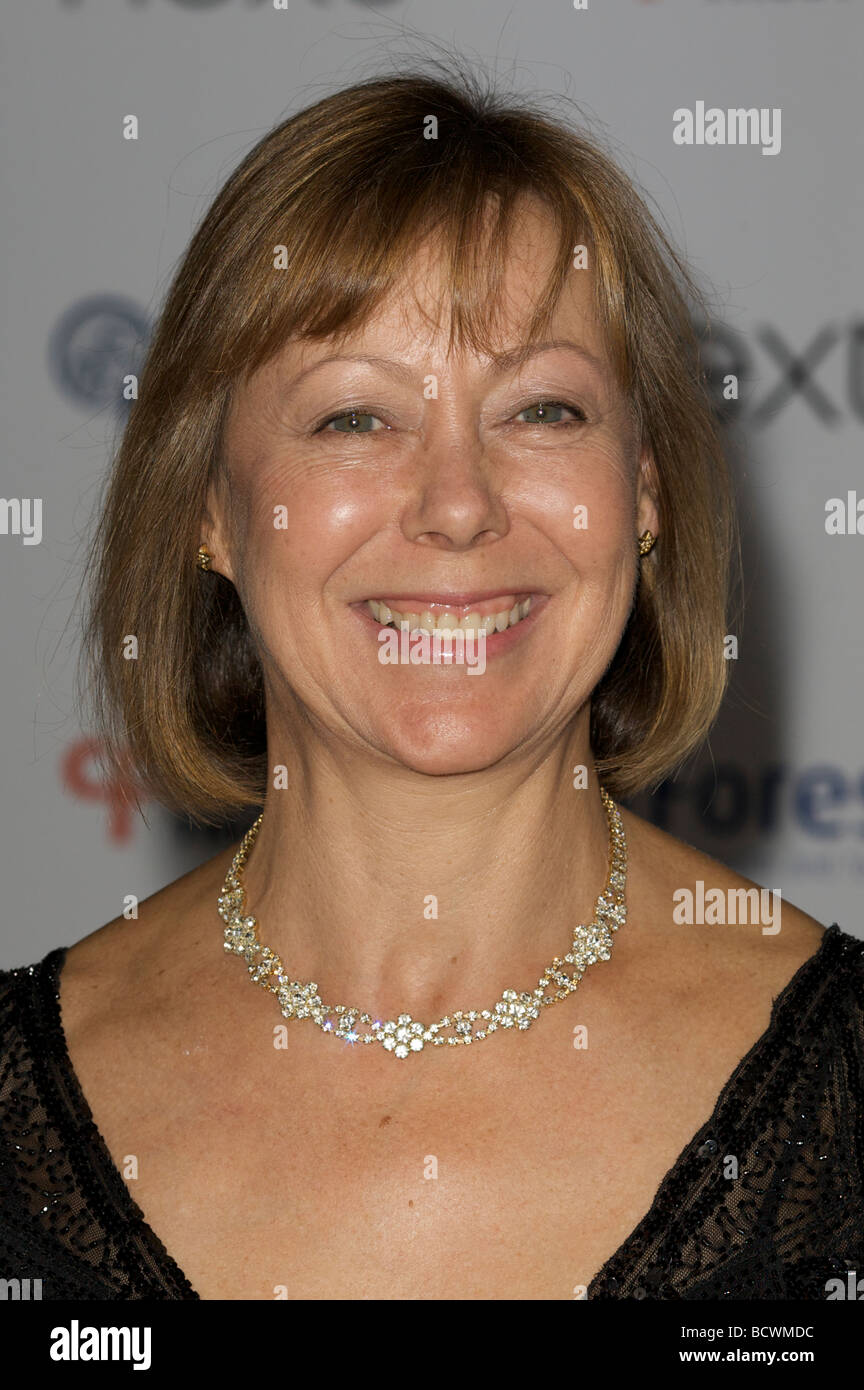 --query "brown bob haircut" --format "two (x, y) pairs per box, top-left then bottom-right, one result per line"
(81, 60), (735, 827)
